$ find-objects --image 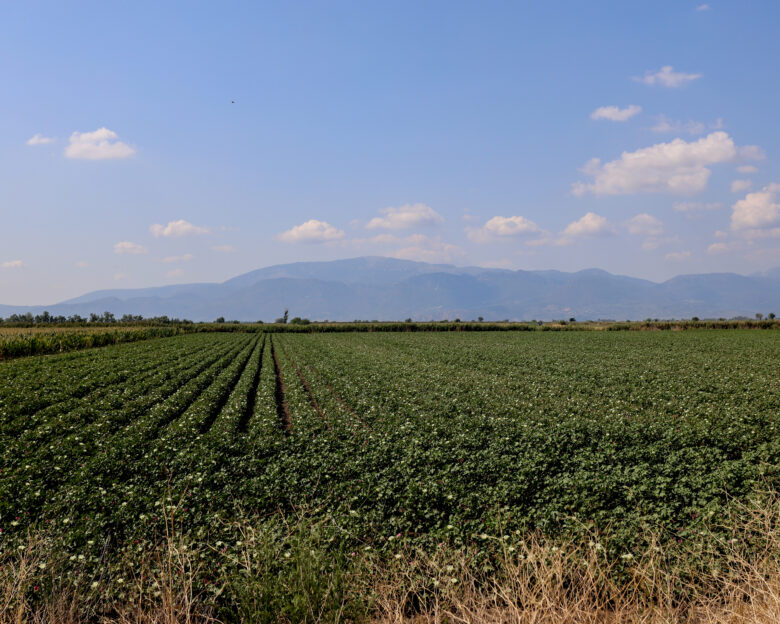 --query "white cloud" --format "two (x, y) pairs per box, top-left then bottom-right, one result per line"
(75, 261), (88, 268)
(150, 220), (209, 238)
(714, 230), (728, 239)
(562, 212), (611, 237)
(590, 105), (642, 122)
(467, 215), (540, 242)
(113, 241), (148, 255)
(366, 203), (444, 230)
(212, 245), (236, 252)
(696, 4), (711, 10)
(26, 134), (55, 146)
(65, 127), (135, 160)
(641, 236), (679, 251)
(737, 165), (758, 174)
(278, 219), (345, 243)
(626, 213), (664, 236)
(673, 201), (722, 213)
(739, 145), (766, 161)
(665, 251), (691, 261)
(651, 116), (723, 136)
(162, 253), (194, 263)
(572, 132), (745, 196)
(707, 242), (739, 255)
(731, 179), (752, 193)
(730, 183), (780, 234)
(114, 273), (128, 281)
(390, 234), (465, 263)
(633, 66), (702, 88)
(166, 269), (184, 278)
(1, 260), (23, 269)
